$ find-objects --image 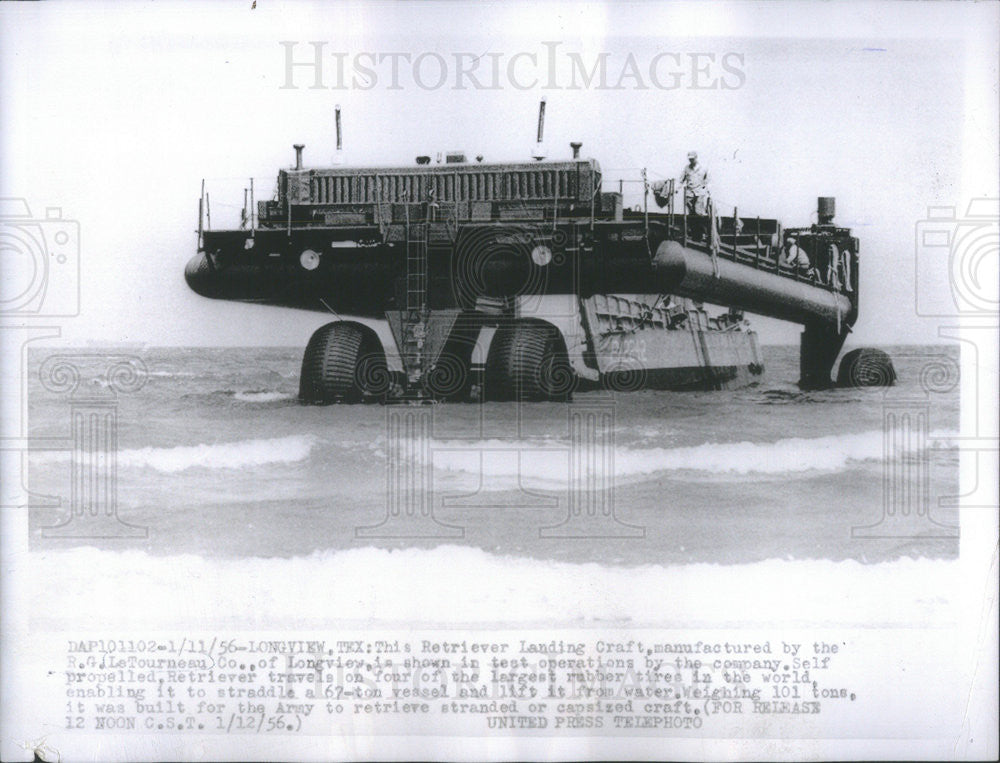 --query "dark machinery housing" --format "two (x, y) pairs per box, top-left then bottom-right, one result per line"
(185, 106), (893, 403)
